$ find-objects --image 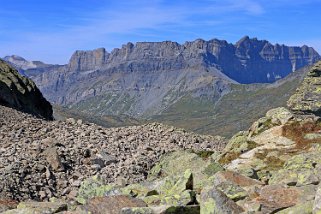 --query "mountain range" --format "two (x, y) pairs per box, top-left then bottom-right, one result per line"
(3, 36), (320, 136)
